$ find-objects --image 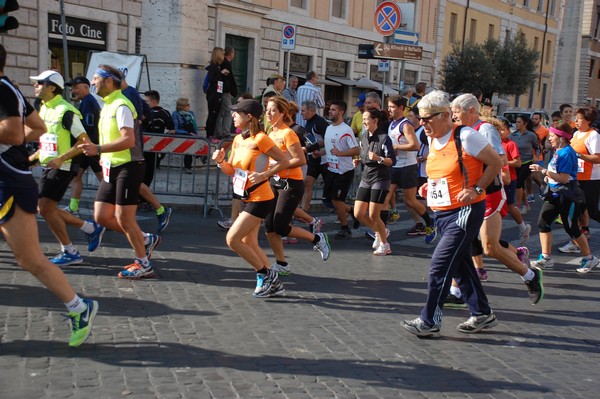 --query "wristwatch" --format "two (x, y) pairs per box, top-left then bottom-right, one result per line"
(377, 157), (385, 164)
(473, 185), (484, 195)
